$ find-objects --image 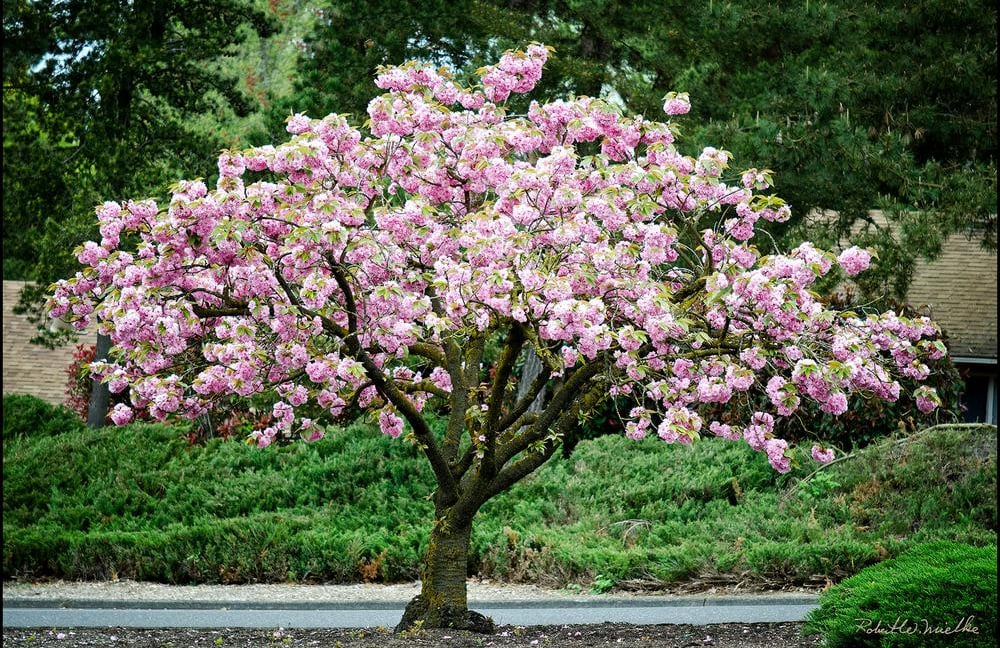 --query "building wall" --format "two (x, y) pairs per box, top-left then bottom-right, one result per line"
(906, 235), (997, 360)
